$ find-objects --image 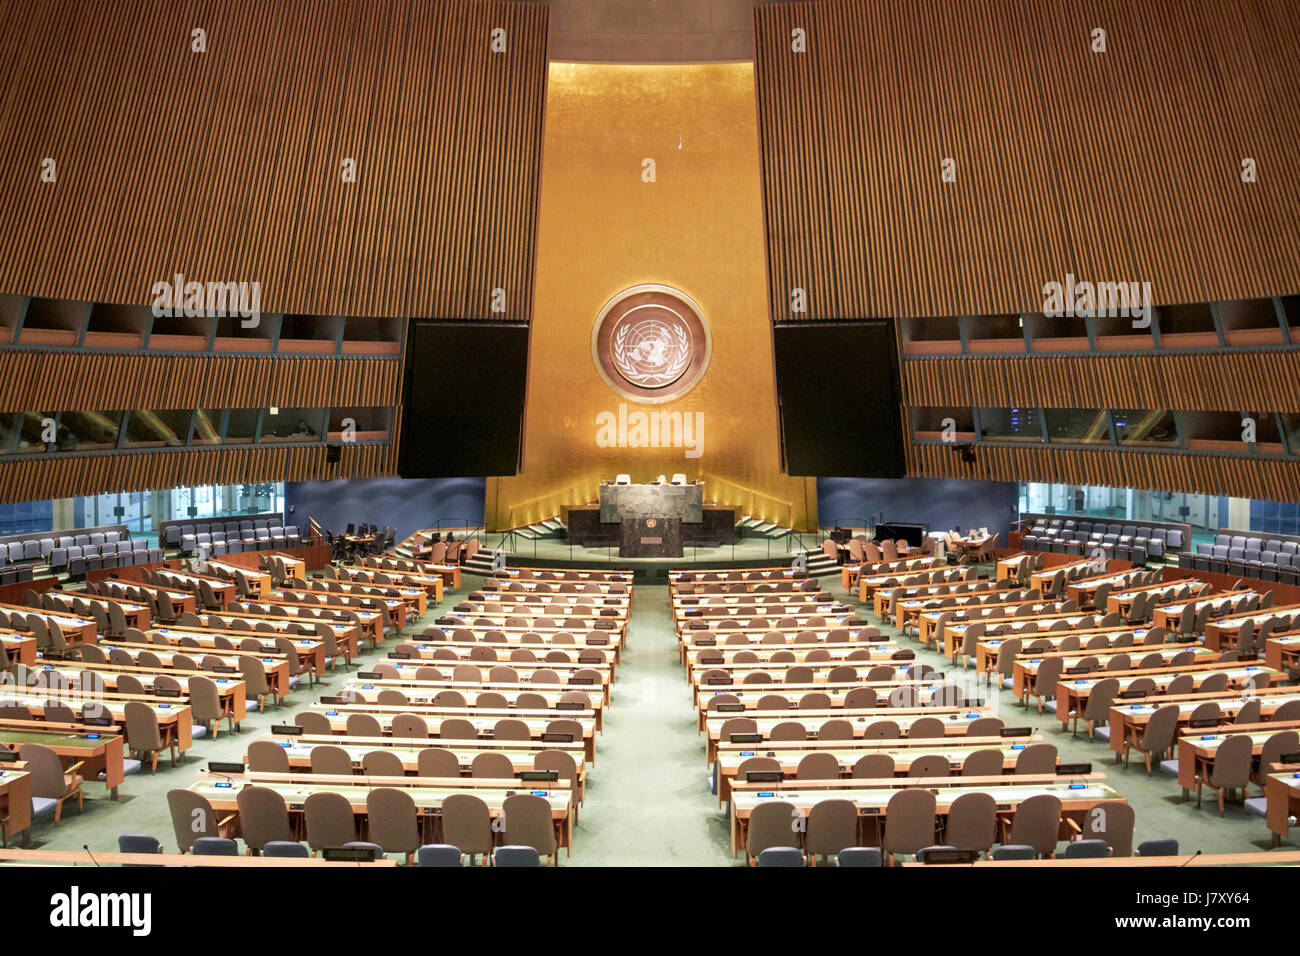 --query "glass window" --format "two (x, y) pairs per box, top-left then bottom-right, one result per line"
(192, 409), (223, 445)
(1111, 409), (1179, 447)
(122, 410), (191, 448)
(327, 407), (392, 442)
(978, 407), (1043, 443)
(909, 407), (974, 443)
(56, 411), (122, 451)
(15, 412), (56, 454)
(259, 407), (323, 443)
(1282, 414), (1300, 456)
(1045, 408), (1111, 445)
(0, 413), (19, 455)
(224, 409), (259, 444)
